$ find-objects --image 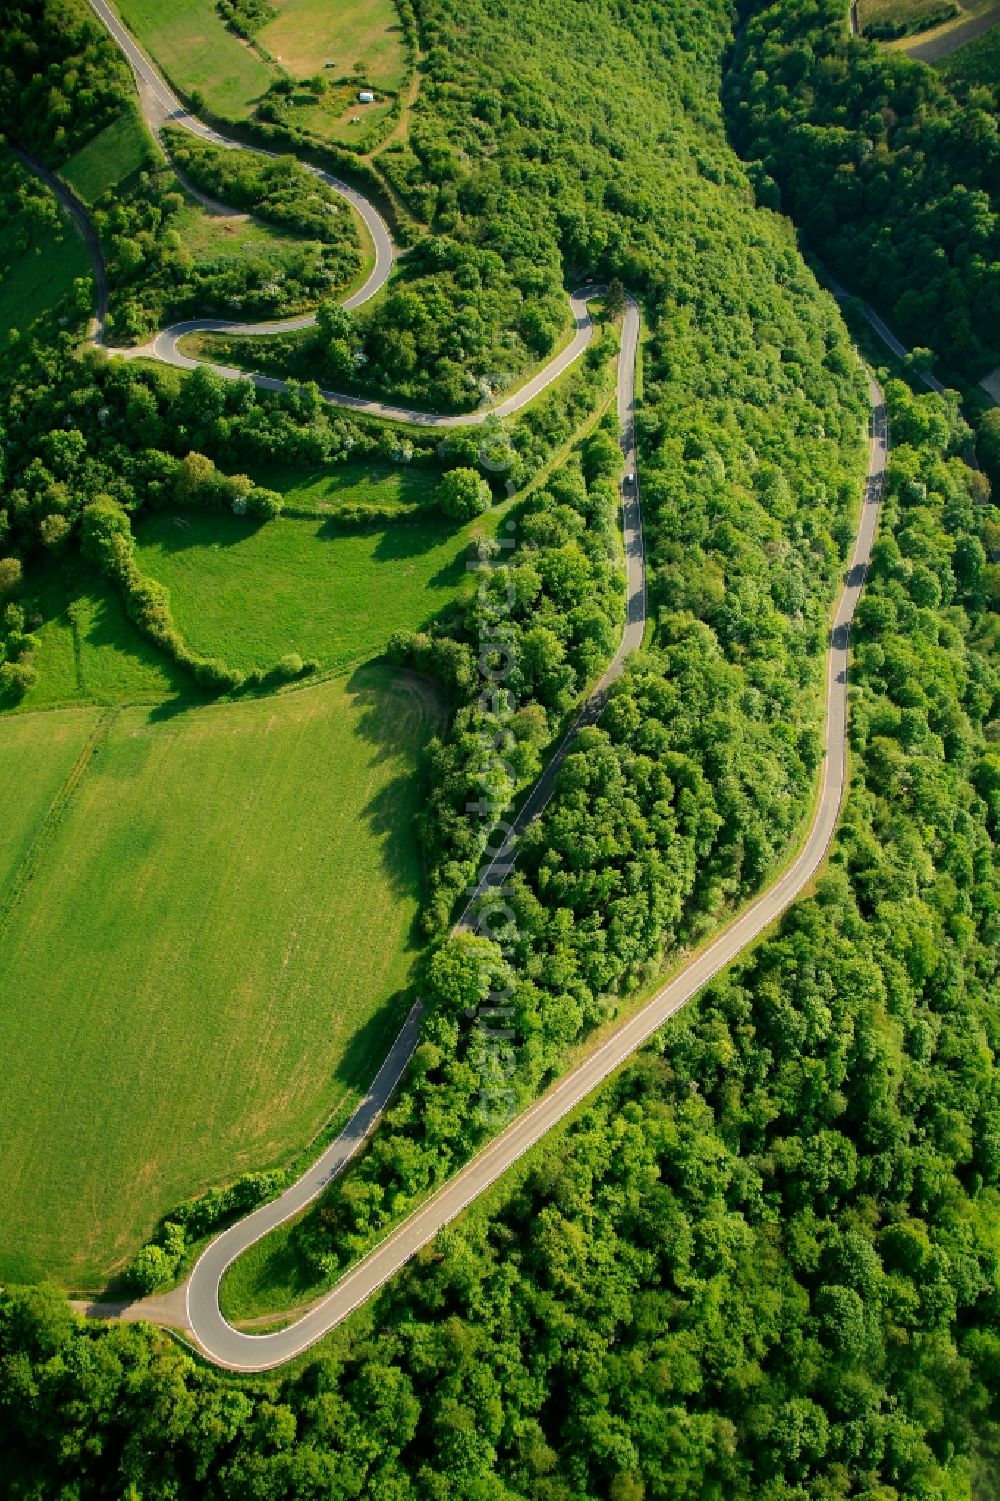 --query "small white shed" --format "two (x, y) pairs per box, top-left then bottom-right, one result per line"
(358, 90), (374, 104)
